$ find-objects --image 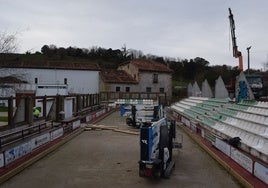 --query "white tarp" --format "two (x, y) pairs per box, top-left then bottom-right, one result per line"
(202, 79), (213, 98)
(235, 71), (255, 101)
(215, 76), (229, 98)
